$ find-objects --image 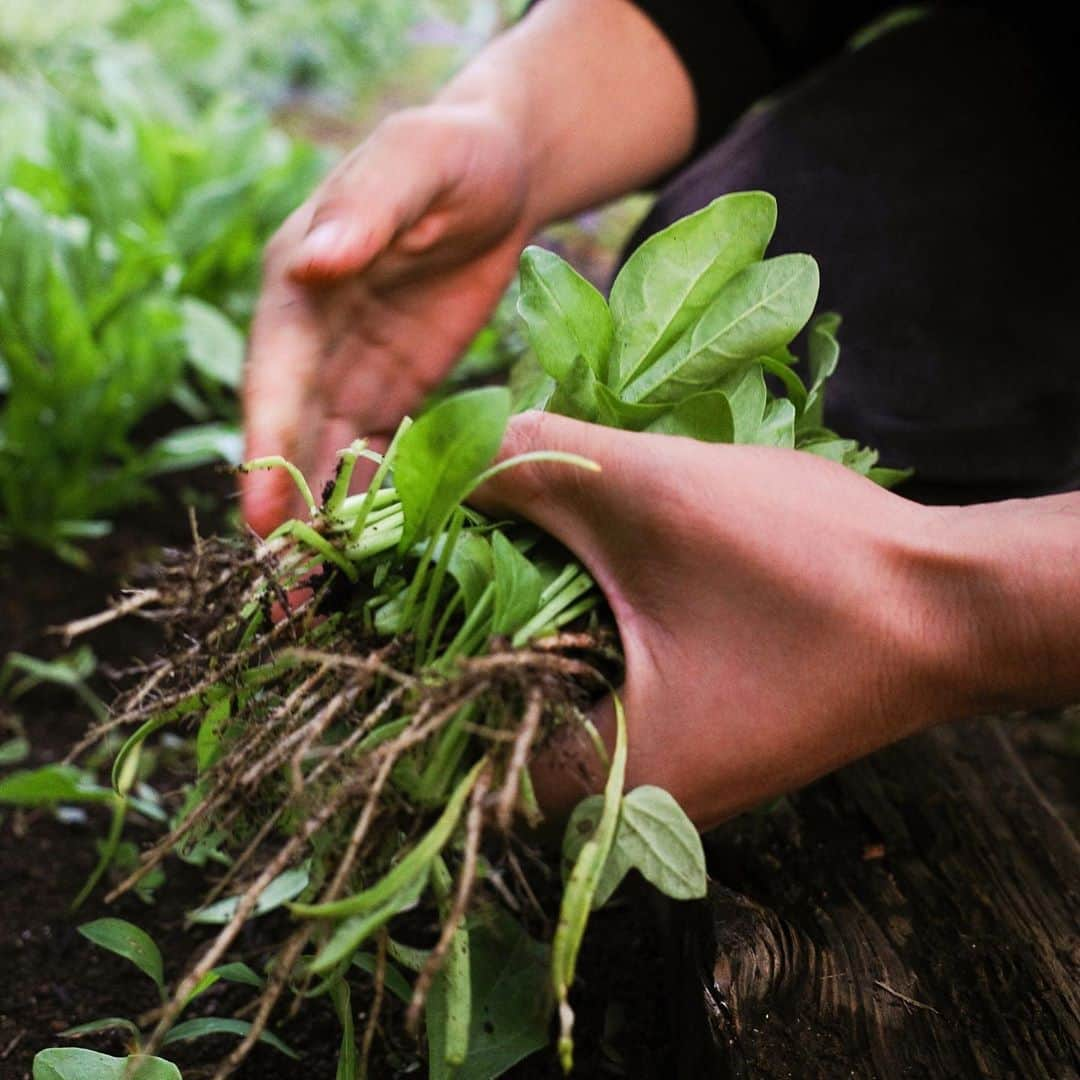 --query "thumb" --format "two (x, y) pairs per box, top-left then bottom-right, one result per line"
(471, 411), (625, 565)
